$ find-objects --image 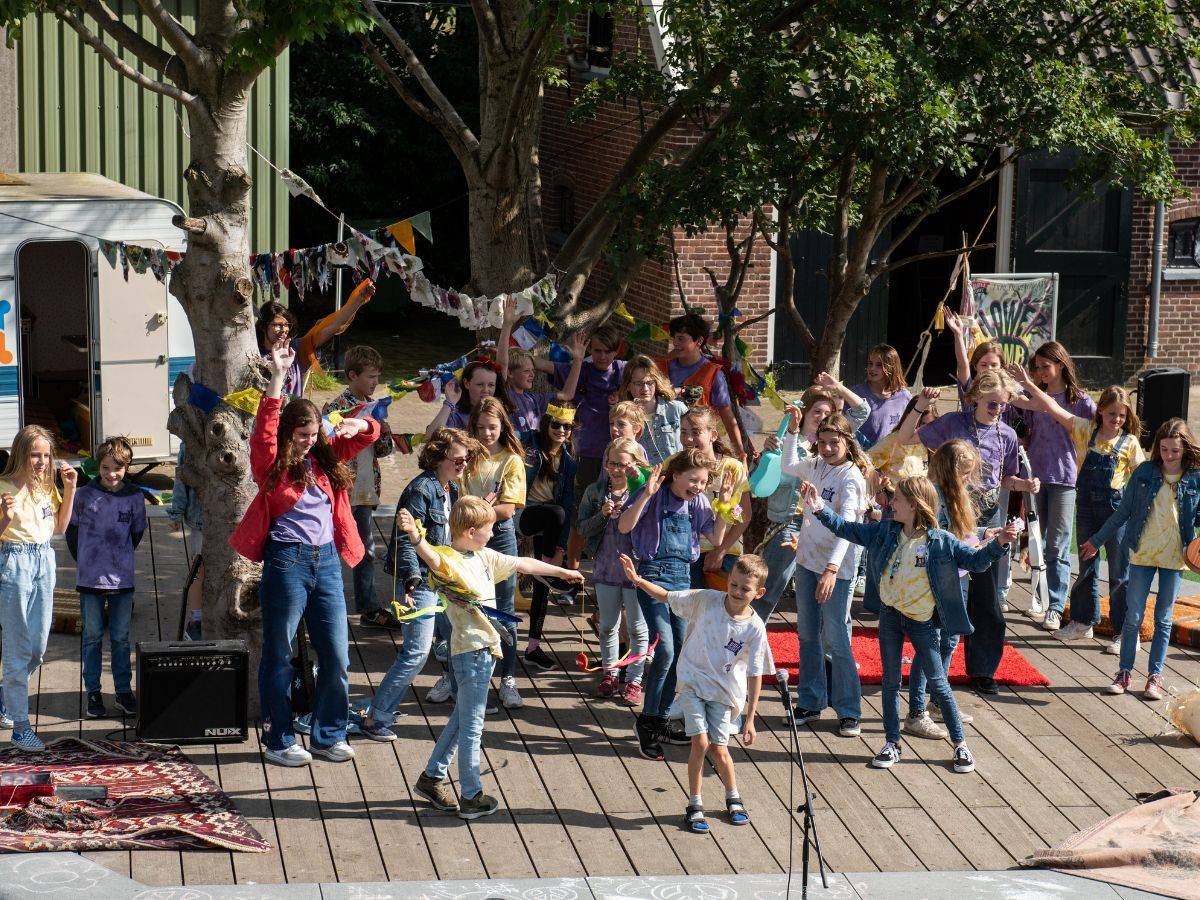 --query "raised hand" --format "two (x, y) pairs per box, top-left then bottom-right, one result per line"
(568, 332), (588, 359)
(333, 417), (369, 439)
(946, 312), (964, 335)
(643, 465), (664, 495)
(1007, 363), (1033, 386)
(443, 379), (462, 405)
(783, 404), (803, 434)
(58, 462), (77, 489)
(502, 294), (521, 328)
(270, 342), (295, 377)
(717, 468), (737, 505)
(814, 371), (838, 391)
(354, 280), (376, 305)
(617, 553), (640, 585)
(397, 509), (420, 541)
